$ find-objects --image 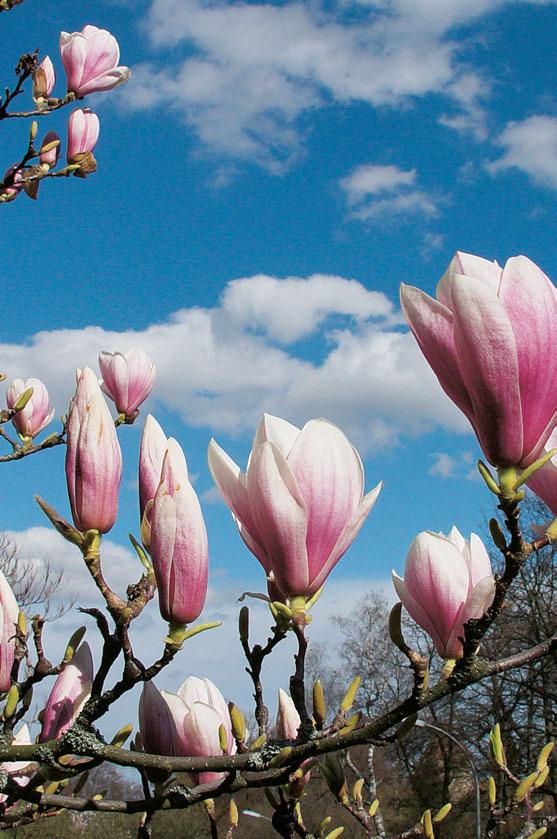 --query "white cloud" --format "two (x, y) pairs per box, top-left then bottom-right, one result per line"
(0, 273), (469, 453)
(429, 450), (479, 480)
(429, 452), (456, 478)
(488, 115), (557, 188)
(340, 164), (438, 221)
(118, 0), (527, 169)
